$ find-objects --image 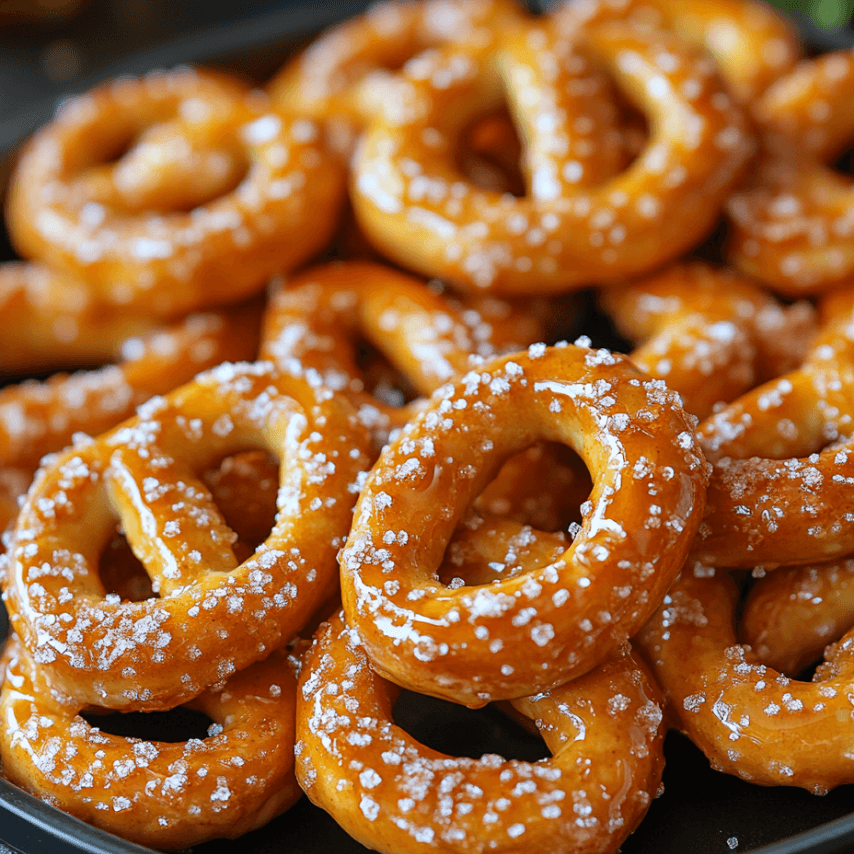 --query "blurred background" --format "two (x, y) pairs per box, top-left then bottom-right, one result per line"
(0, 0), (851, 122)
